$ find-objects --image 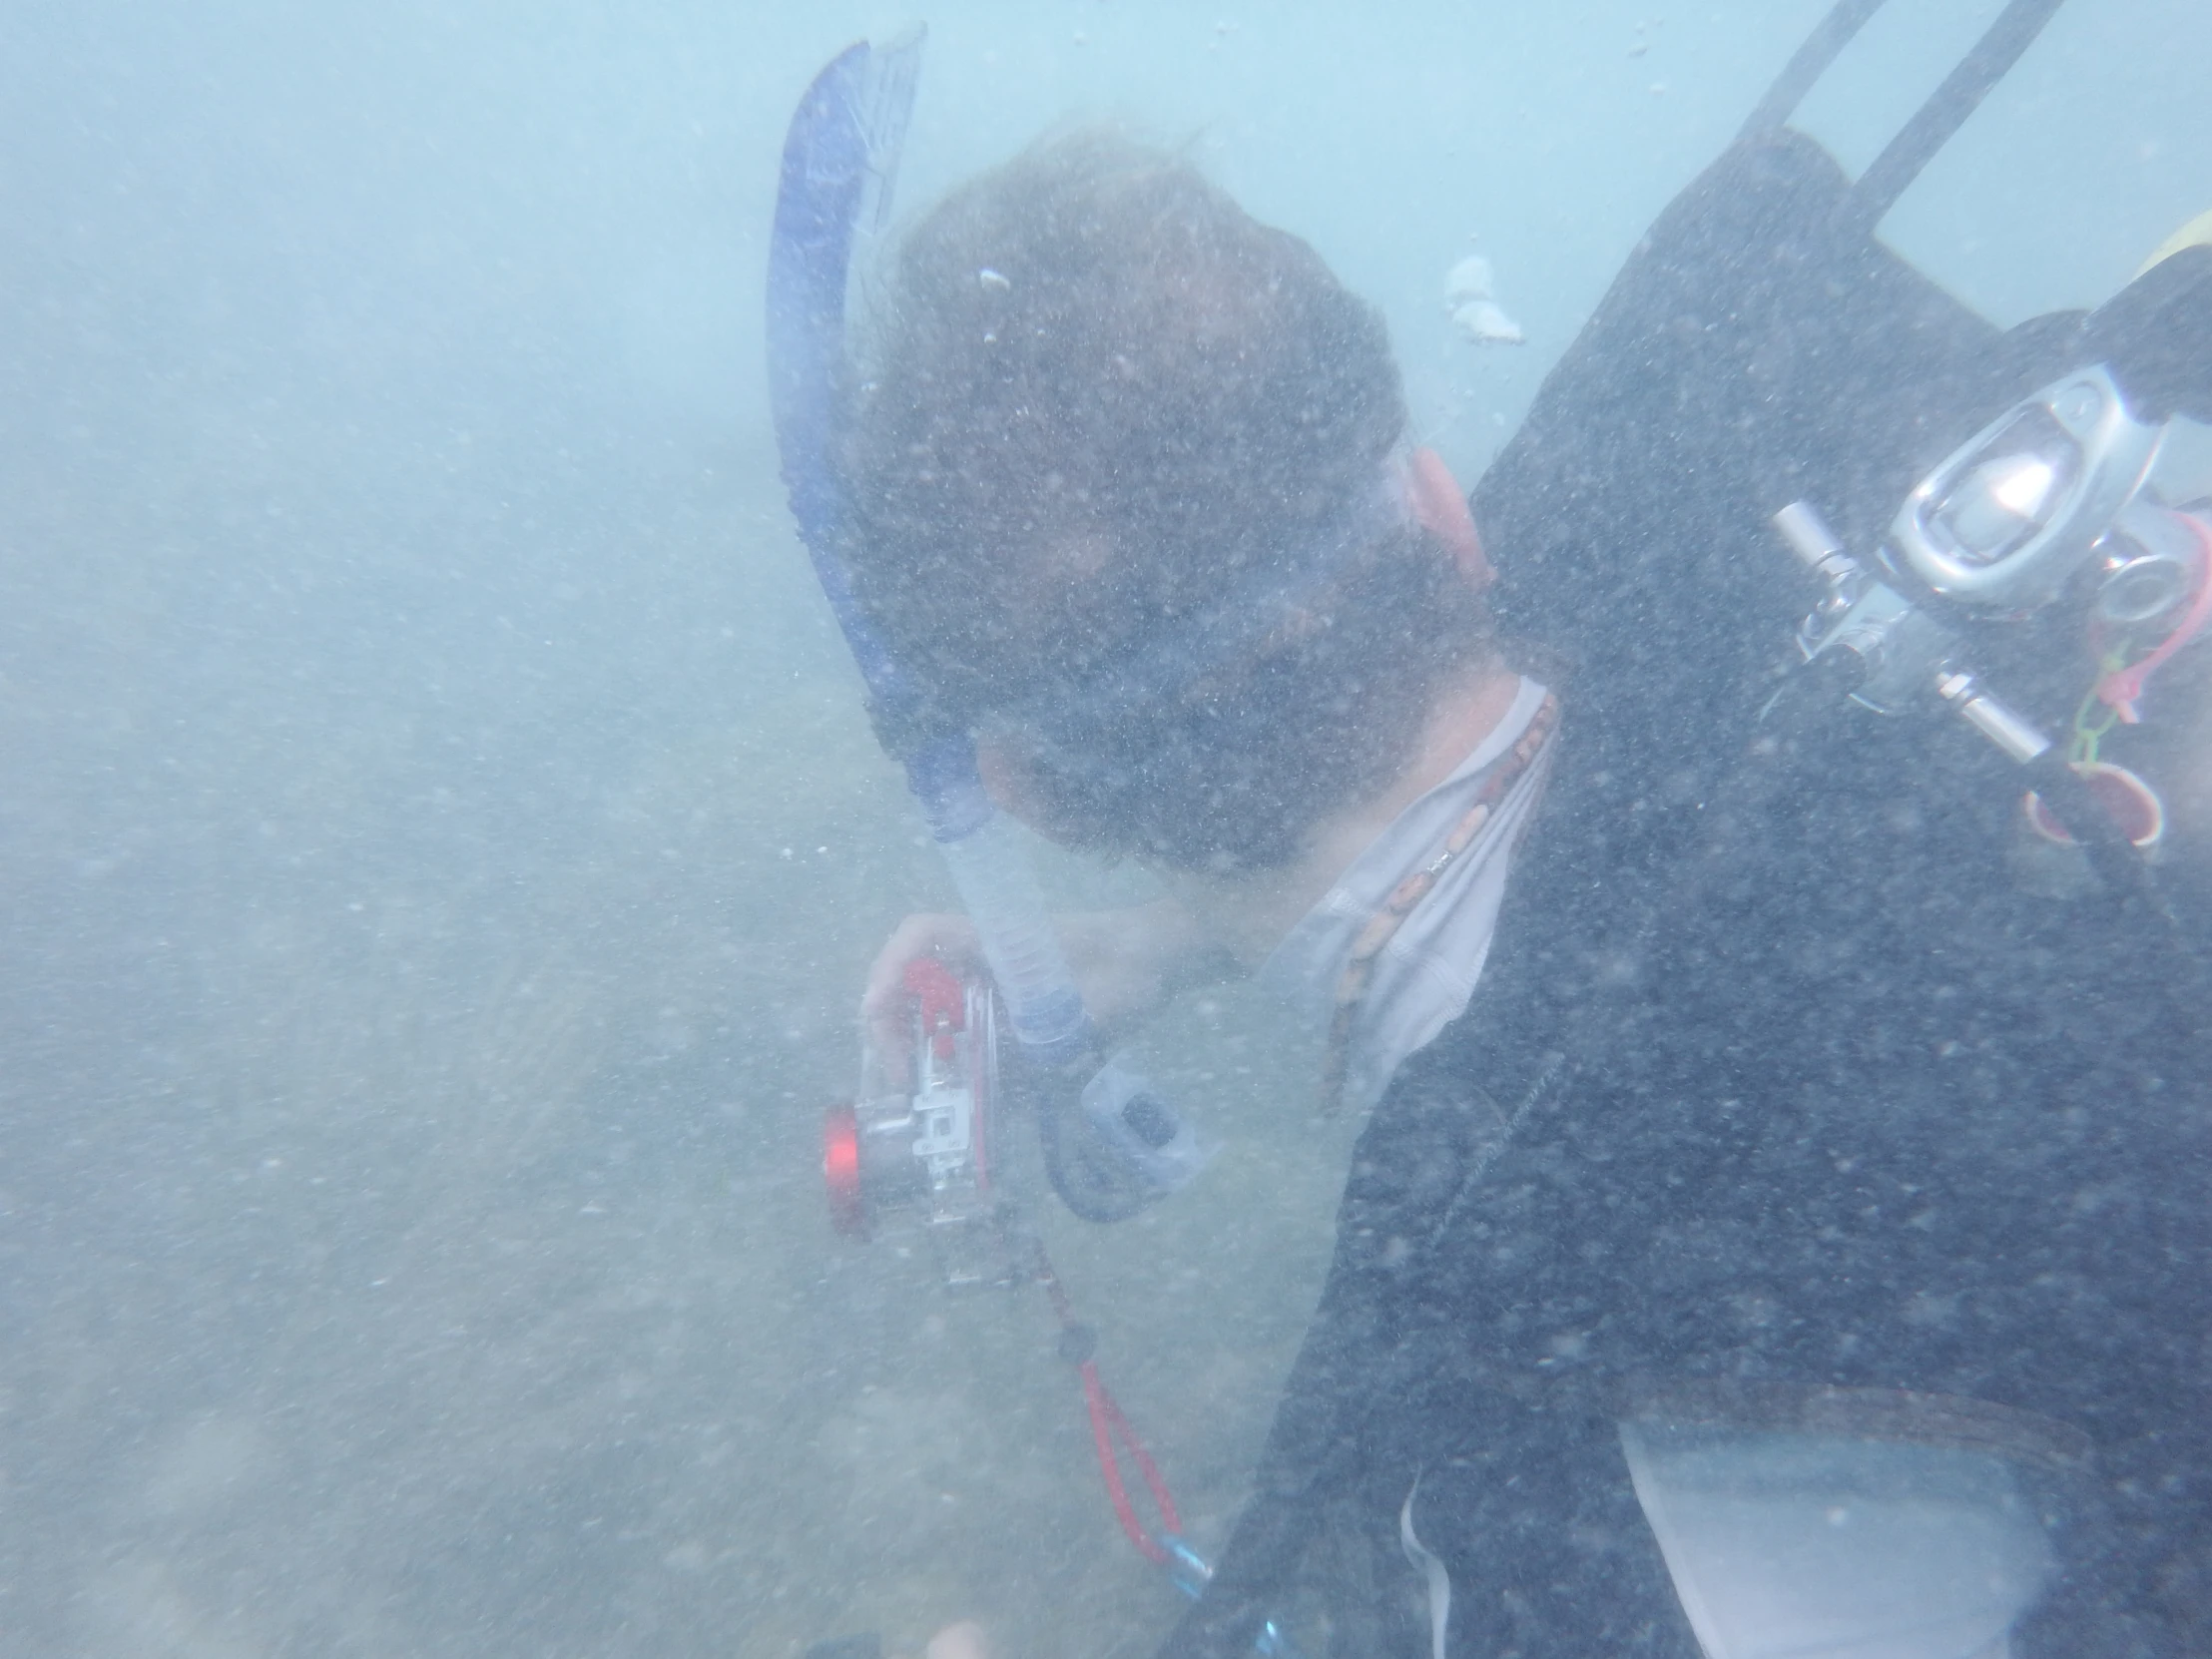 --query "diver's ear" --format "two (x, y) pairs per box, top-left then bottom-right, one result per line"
(1407, 446), (1494, 593)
